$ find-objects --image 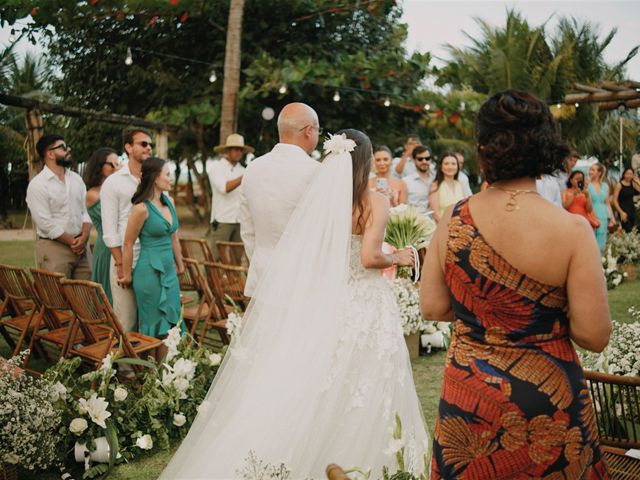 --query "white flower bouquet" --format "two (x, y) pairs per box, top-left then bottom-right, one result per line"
(0, 352), (63, 470)
(385, 204), (436, 251)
